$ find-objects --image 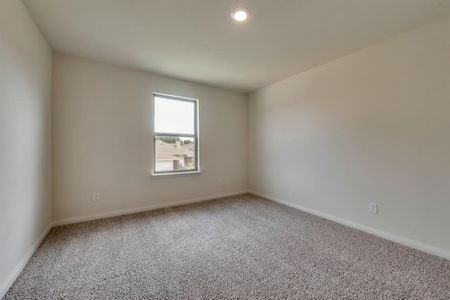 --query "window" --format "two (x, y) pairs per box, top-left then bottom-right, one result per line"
(153, 93), (199, 174)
